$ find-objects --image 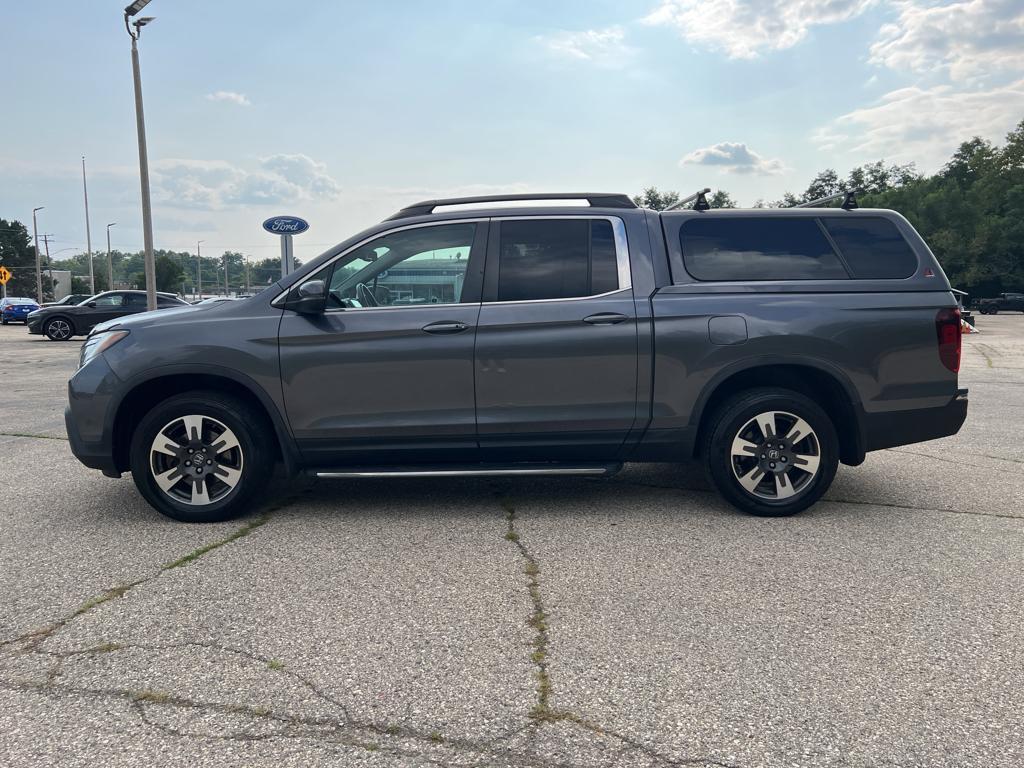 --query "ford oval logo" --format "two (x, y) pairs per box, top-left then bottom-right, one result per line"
(262, 216), (310, 235)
